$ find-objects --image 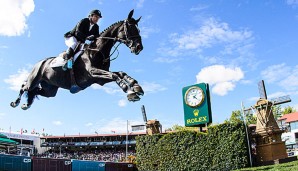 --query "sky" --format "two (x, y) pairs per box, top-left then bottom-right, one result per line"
(1, 0), (298, 136)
